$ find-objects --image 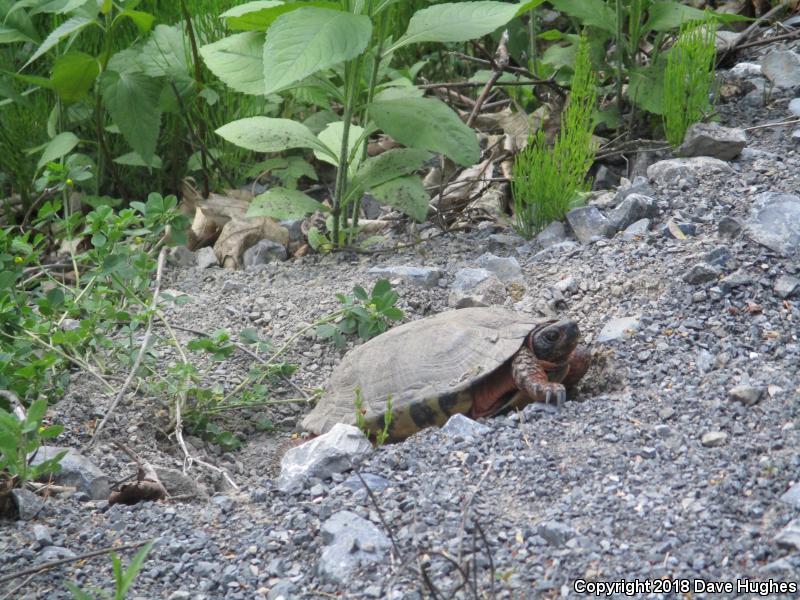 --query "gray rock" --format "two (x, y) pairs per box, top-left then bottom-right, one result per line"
(368, 265), (443, 289)
(11, 489), (44, 520)
(615, 176), (652, 202)
(701, 431), (728, 448)
(789, 97), (800, 117)
(318, 511), (390, 583)
(488, 233), (525, 252)
(37, 546), (77, 563)
(779, 483), (800, 508)
(243, 239), (287, 267)
(276, 424), (371, 493)
(683, 263), (721, 285)
(792, 128), (800, 142)
(341, 473), (391, 493)
(607, 194), (658, 232)
(441, 414), (490, 440)
(719, 270), (752, 293)
(565, 206), (613, 243)
(728, 62), (762, 79)
(267, 580), (297, 600)
(592, 165), (618, 190)
(761, 50), (800, 89)
(704, 246), (732, 267)
(448, 268), (506, 308)
(774, 275), (800, 299)
(728, 385), (764, 406)
(30, 447), (110, 500)
(154, 467), (207, 499)
(661, 221), (697, 238)
(676, 122), (747, 160)
(279, 219), (304, 243)
(596, 317), (640, 343)
(746, 192), (800, 256)
(646, 157), (733, 186)
(475, 253), (522, 282)
(775, 518), (800, 550)
(168, 246), (197, 268)
(537, 521), (576, 547)
(195, 247), (219, 269)
(535, 221), (568, 248)
(718, 216), (743, 237)
(168, 592), (192, 600)
(32, 524), (53, 547)
(621, 219), (651, 241)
